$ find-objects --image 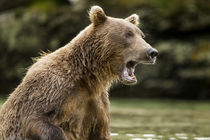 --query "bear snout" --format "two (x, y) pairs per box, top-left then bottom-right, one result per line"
(146, 48), (158, 59)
